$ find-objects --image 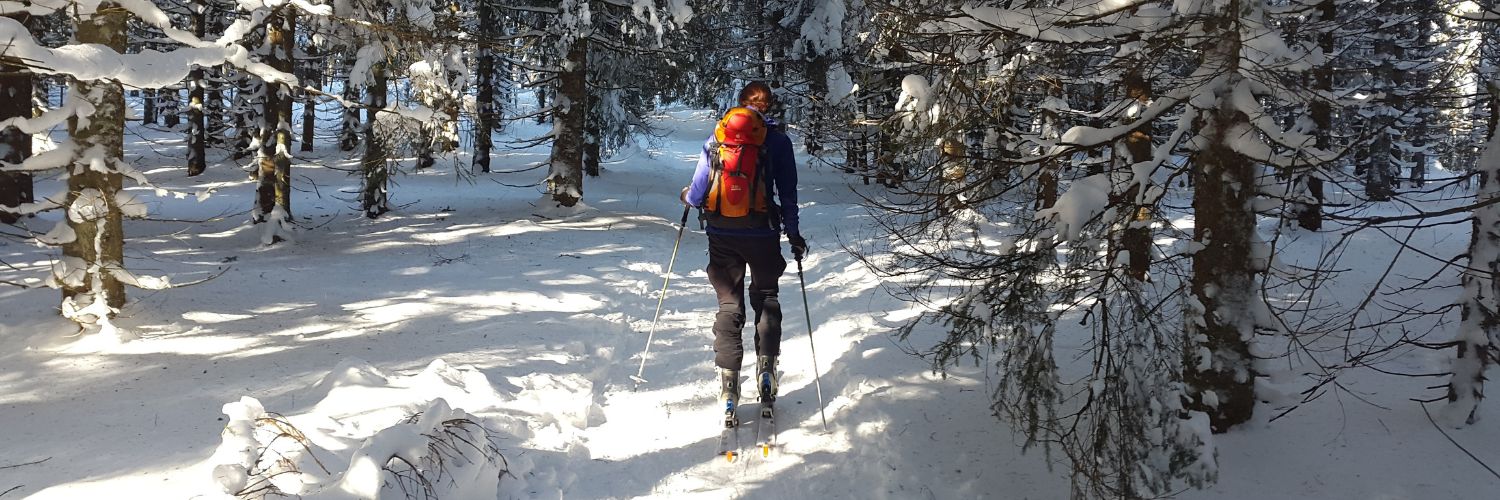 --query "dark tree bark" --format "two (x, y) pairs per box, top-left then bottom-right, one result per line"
(804, 54), (830, 156)
(301, 45), (320, 153)
(473, 44), (495, 173)
(254, 9), (294, 242)
(1363, 0), (1399, 201)
(186, 0), (207, 176)
(583, 90), (600, 177)
(1295, 0), (1334, 230)
(416, 122), (435, 170)
(205, 6), (226, 146)
(536, 87), (548, 125)
(1119, 72), (1152, 282)
(161, 88), (180, 128)
(142, 88), (157, 125)
(338, 56), (361, 152)
(362, 62), (389, 218)
(0, 14), (34, 224)
(1184, 17), (1258, 434)
(1036, 77), (1061, 210)
(233, 73), (258, 160)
